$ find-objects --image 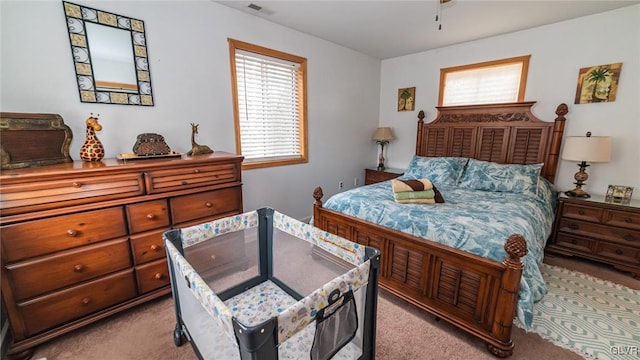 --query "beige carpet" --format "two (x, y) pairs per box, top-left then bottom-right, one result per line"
(30, 255), (639, 360)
